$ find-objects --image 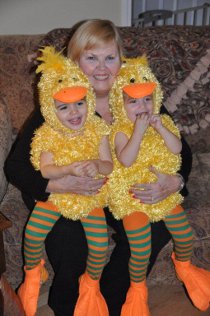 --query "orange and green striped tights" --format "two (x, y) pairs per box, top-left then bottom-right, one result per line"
(123, 205), (193, 283)
(24, 201), (108, 280)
